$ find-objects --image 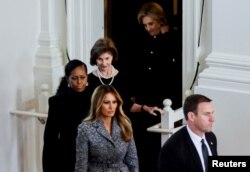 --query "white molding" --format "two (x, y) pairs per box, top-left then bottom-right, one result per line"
(81, 0), (92, 70)
(197, 52), (250, 93)
(66, 0), (76, 59)
(182, 0), (199, 97)
(206, 52), (250, 70)
(182, 0), (194, 96)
